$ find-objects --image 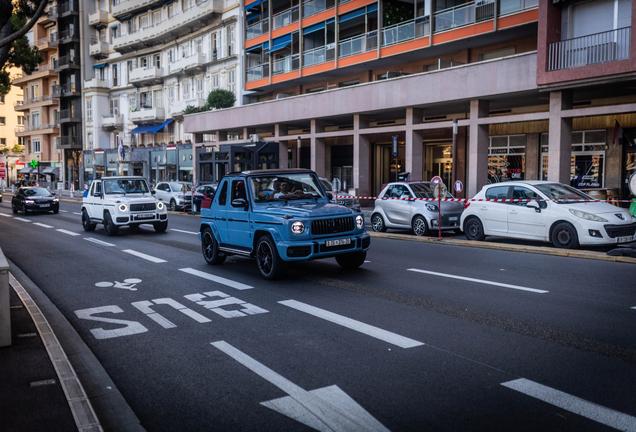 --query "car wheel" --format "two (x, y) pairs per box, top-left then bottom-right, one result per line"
(256, 235), (287, 280)
(412, 215), (430, 236)
(169, 200), (177, 212)
(201, 227), (226, 265)
(335, 251), (367, 269)
(153, 220), (168, 233)
(12, 204), (17, 214)
(371, 213), (387, 232)
(22, 203), (28, 215)
(53, 207), (59, 214)
(103, 211), (119, 236)
(82, 209), (96, 232)
(551, 222), (579, 249)
(464, 217), (486, 241)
